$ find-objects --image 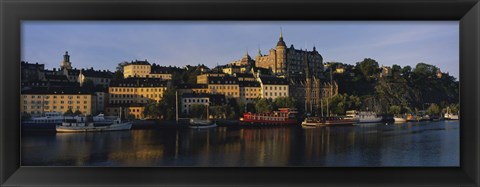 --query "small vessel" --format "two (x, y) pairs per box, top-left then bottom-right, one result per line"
(189, 105), (217, 129)
(56, 116), (132, 132)
(444, 107), (459, 120)
(301, 116), (357, 127)
(22, 112), (75, 131)
(240, 108), (298, 125)
(393, 115), (407, 123)
(345, 110), (382, 123)
(189, 119), (217, 129)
